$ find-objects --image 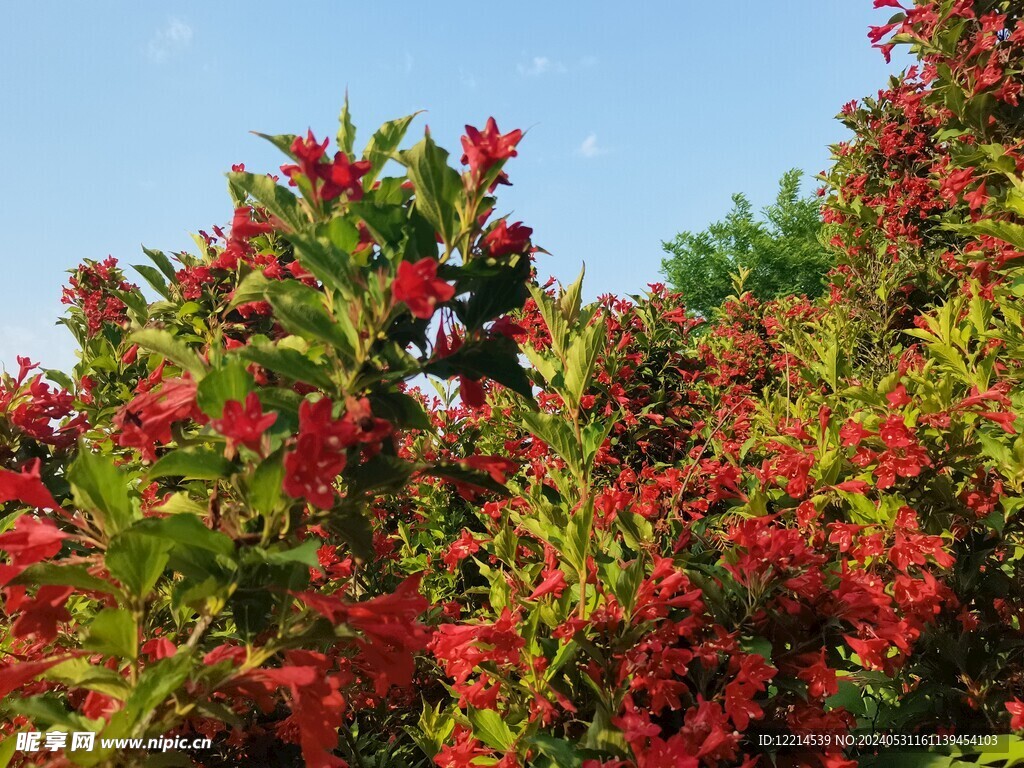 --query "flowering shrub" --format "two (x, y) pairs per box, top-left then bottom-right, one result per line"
(3, 2), (1024, 767)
